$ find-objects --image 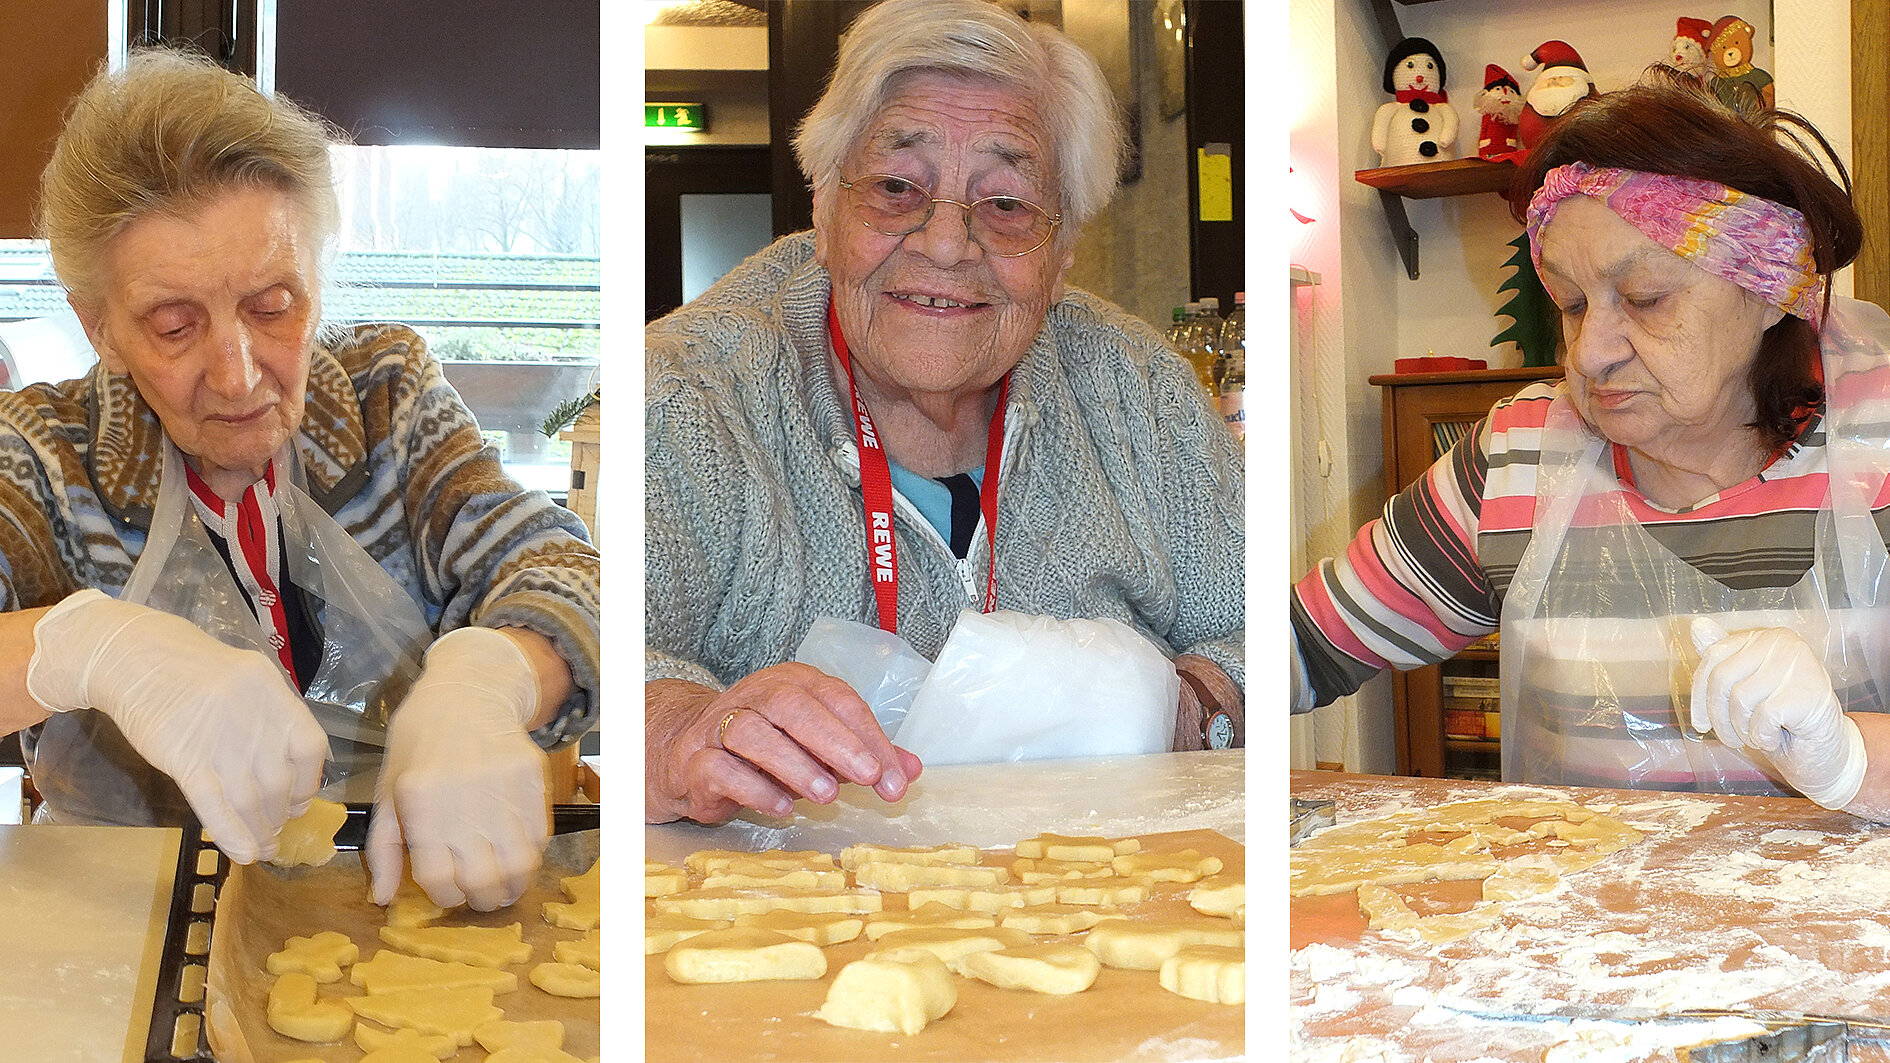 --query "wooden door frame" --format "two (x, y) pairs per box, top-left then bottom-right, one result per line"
(1854, 0), (1889, 308)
